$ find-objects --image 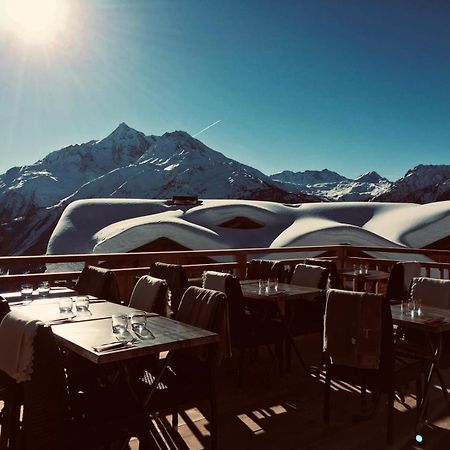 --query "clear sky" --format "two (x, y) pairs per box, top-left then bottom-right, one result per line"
(0, 0), (449, 180)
